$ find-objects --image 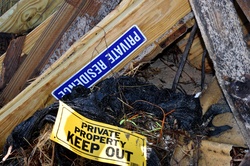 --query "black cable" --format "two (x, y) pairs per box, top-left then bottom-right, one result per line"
(201, 49), (207, 91)
(172, 22), (198, 91)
